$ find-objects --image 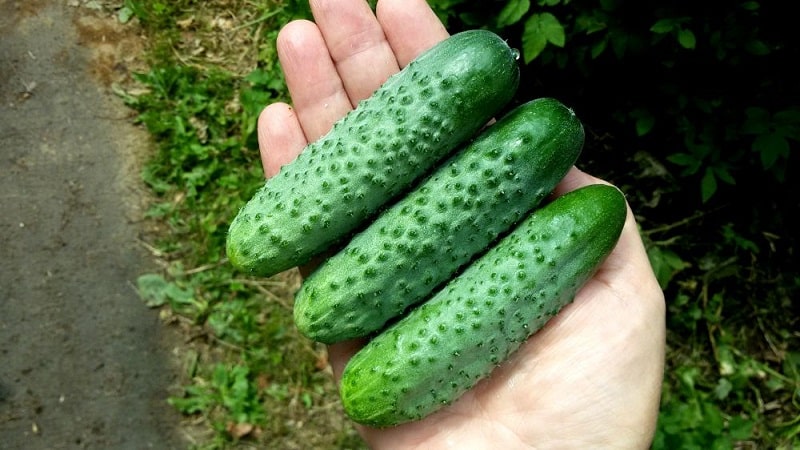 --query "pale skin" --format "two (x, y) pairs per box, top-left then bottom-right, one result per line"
(256, 0), (667, 448)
